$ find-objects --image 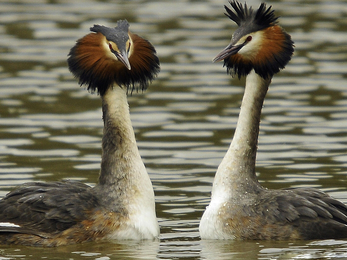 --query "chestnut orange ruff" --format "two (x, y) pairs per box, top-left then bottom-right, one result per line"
(0, 20), (160, 246)
(68, 20), (160, 95)
(200, 0), (347, 241)
(221, 1), (294, 79)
